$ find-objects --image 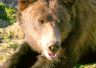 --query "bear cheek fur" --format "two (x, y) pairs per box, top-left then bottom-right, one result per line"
(19, 17), (43, 53)
(18, 8), (43, 53)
